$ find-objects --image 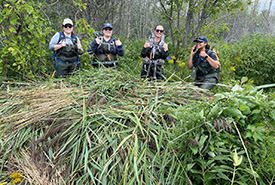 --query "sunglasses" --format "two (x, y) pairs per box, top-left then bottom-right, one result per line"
(155, 29), (164, 33)
(64, 24), (73, 28)
(104, 28), (112, 31)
